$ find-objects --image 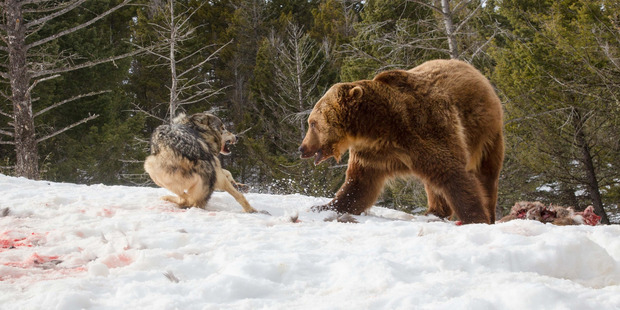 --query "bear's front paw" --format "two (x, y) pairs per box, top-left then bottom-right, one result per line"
(310, 204), (334, 213)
